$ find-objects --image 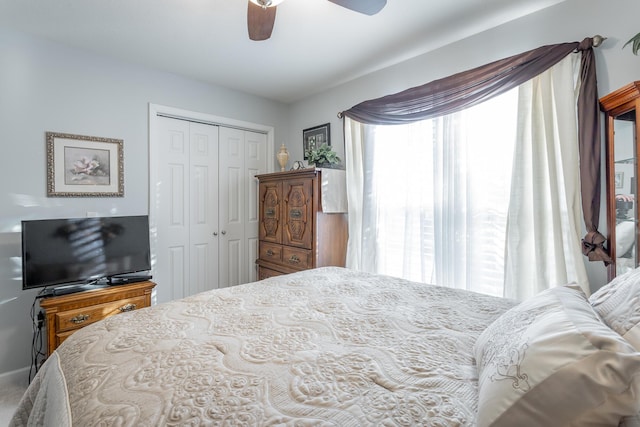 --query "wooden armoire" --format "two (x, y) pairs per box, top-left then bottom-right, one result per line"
(256, 168), (348, 279)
